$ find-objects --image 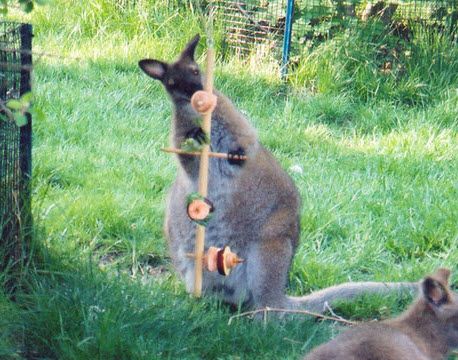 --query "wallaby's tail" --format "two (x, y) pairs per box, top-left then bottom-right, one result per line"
(288, 281), (418, 313)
